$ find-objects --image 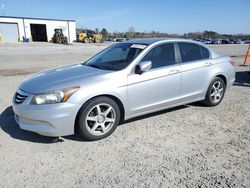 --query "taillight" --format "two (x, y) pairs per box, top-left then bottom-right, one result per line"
(229, 60), (235, 66)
